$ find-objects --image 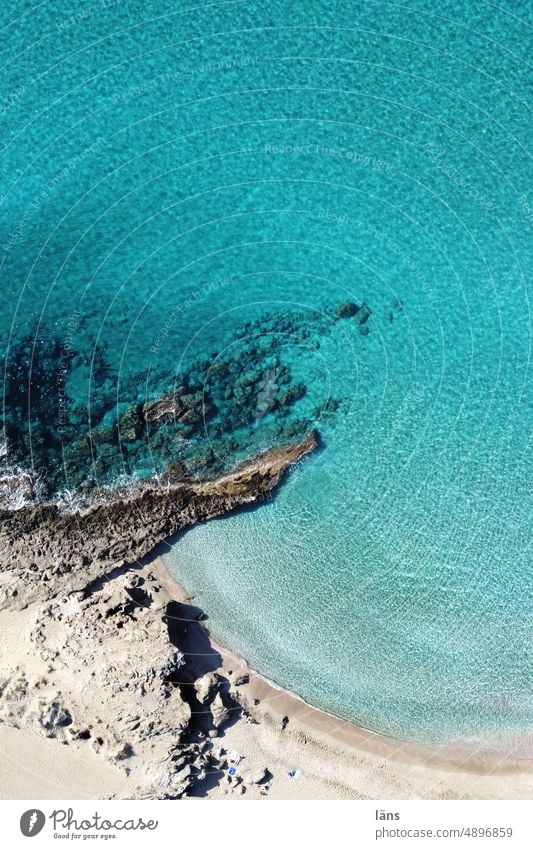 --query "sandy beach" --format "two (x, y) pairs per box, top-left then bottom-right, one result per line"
(152, 558), (532, 802)
(1, 549), (528, 802)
